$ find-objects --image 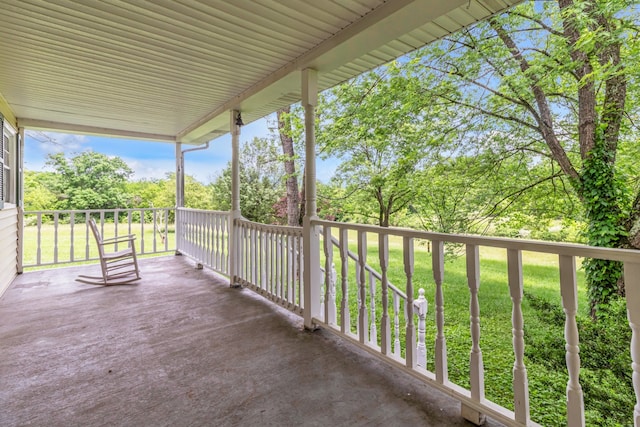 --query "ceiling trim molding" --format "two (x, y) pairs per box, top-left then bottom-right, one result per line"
(19, 118), (176, 142)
